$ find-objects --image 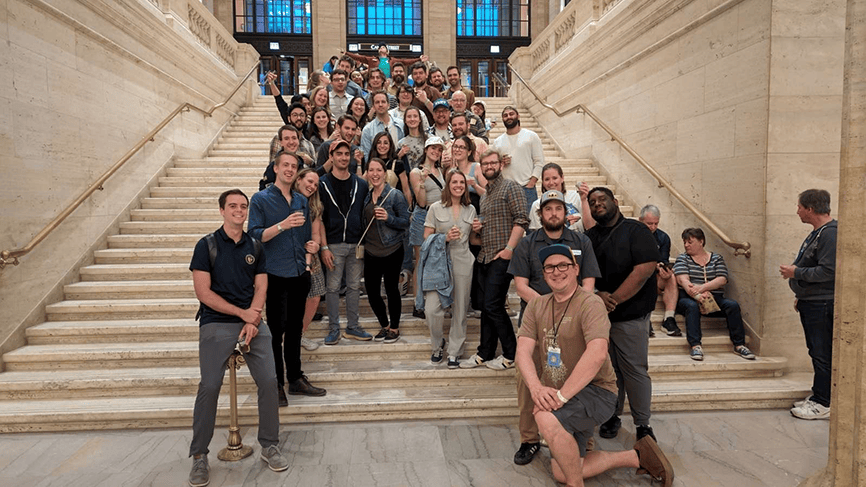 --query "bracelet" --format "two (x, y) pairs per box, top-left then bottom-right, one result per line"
(556, 390), (567, 403)
(321, 245), (330, 251)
